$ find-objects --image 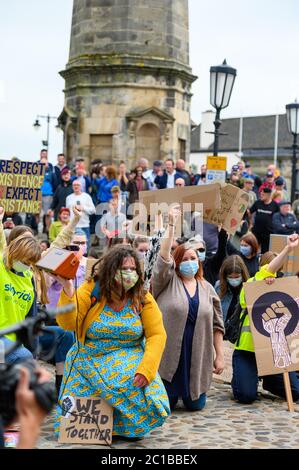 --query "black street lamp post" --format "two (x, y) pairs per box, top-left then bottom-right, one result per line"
(208, 59), (237, 156)
(33, 114), (60, 157)
(286, 101), (299, 203)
